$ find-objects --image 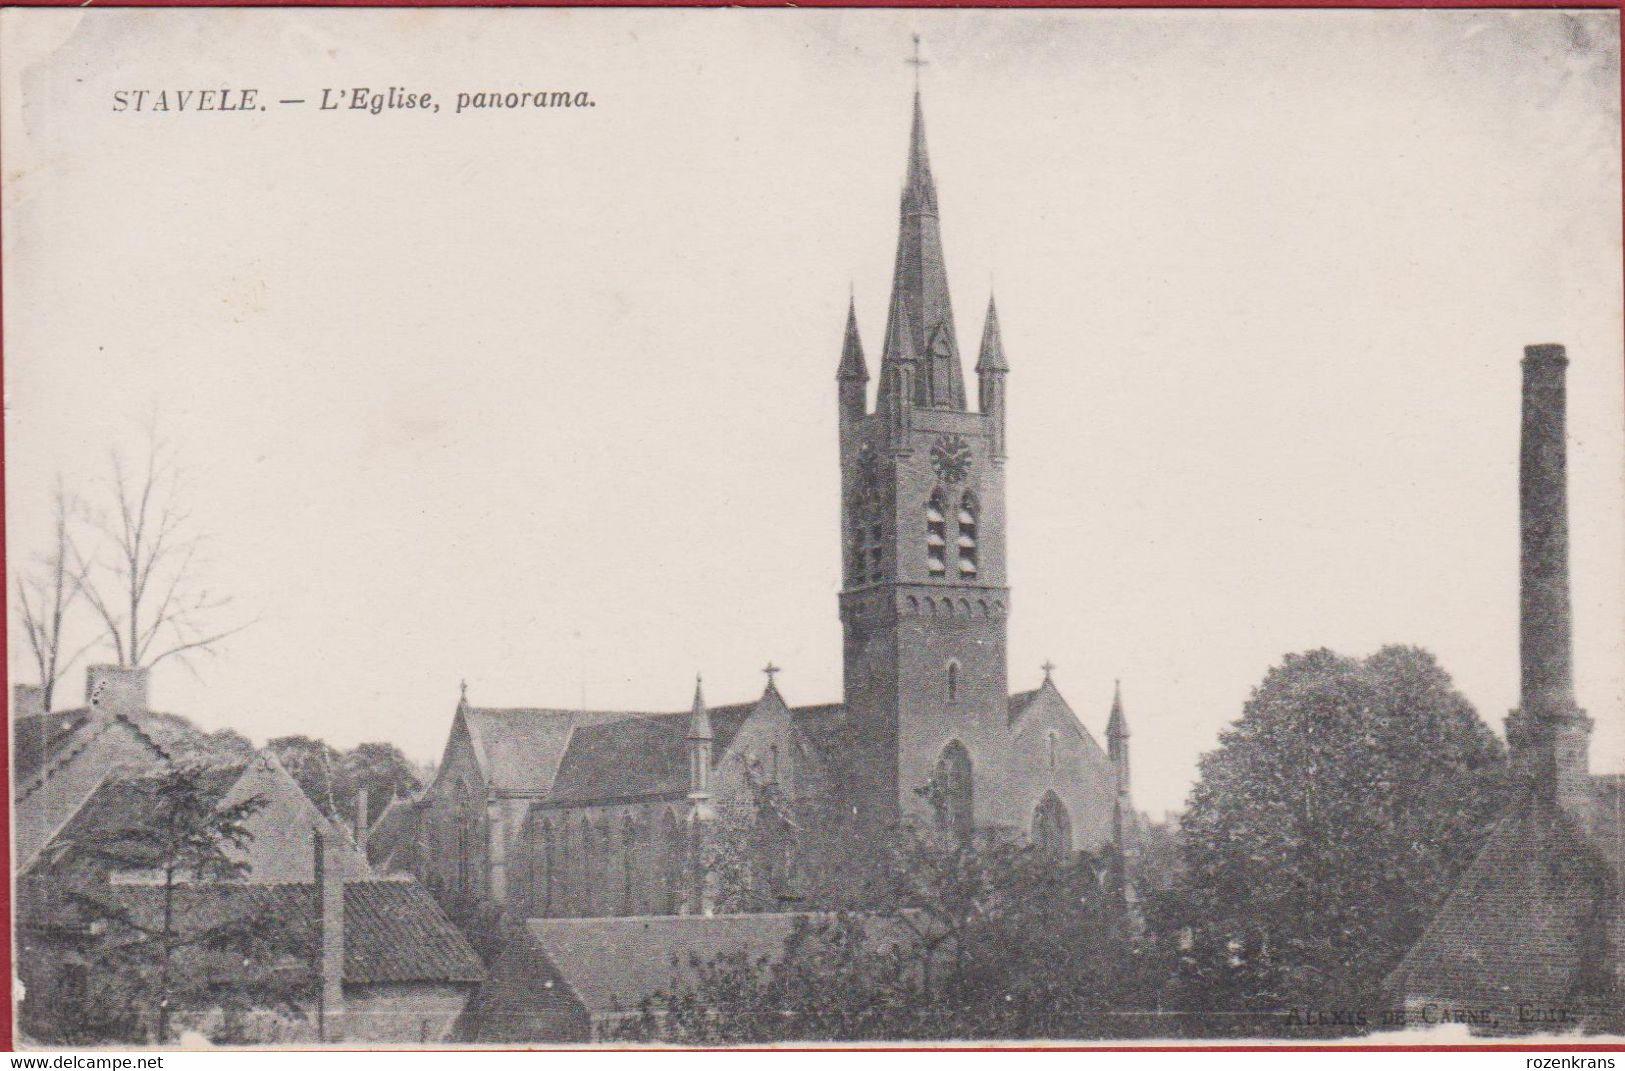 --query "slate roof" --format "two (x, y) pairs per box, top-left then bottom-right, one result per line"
(1008, 689), (1042, 722)
(470, 686), (1105, 810)
(1388, 793), (1618, 1017)
(366, 793), (424, 874)
(544, 704), (756, 806)
(18, 877), (485, 985)
(790, 702), (848, 760)
(460, 707), (633, 796)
